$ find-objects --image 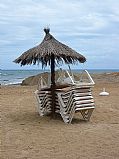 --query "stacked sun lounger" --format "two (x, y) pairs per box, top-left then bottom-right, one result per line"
(35, 85), (95, 123)
(34, 69), (95, 123)
(57, 86), (95, 123)
(35, 89), (60, 116)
